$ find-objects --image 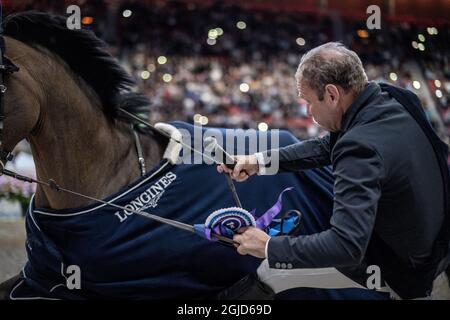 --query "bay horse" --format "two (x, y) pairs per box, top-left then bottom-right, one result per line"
(0, 11), (387, 299)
